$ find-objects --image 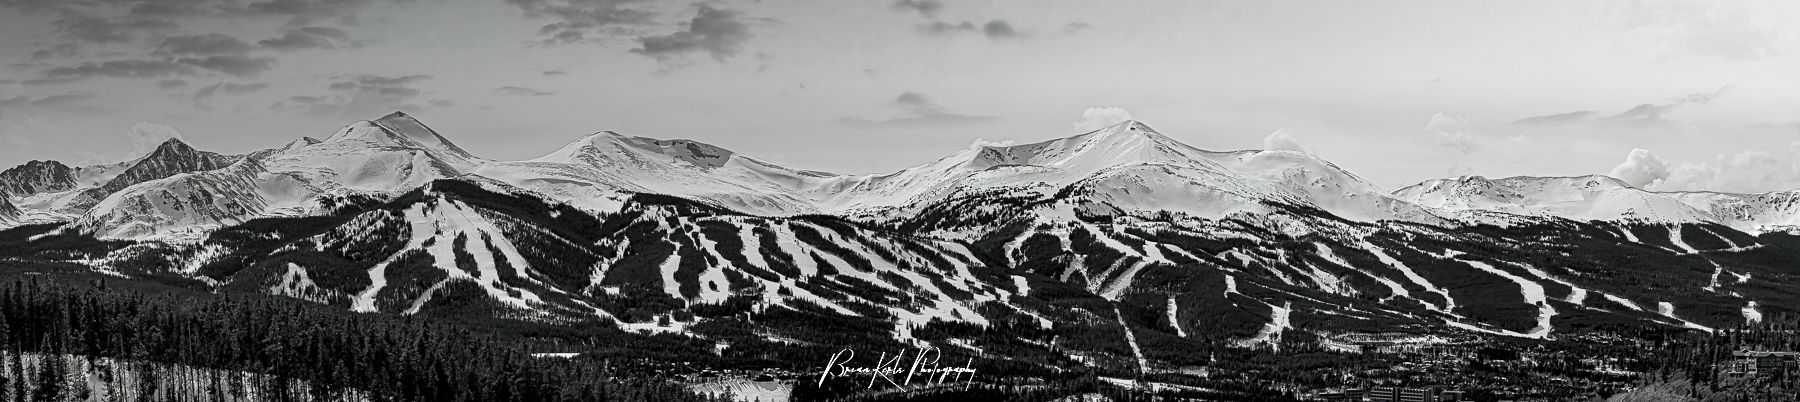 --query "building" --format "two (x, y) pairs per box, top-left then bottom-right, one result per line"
(1398, 387), (1435, 402)
(1363, 386), (1457, 402)
(1728, 351), (1800, 378)
(1316, 388), (1365, 401)
(1370, 386), (1399, 401)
